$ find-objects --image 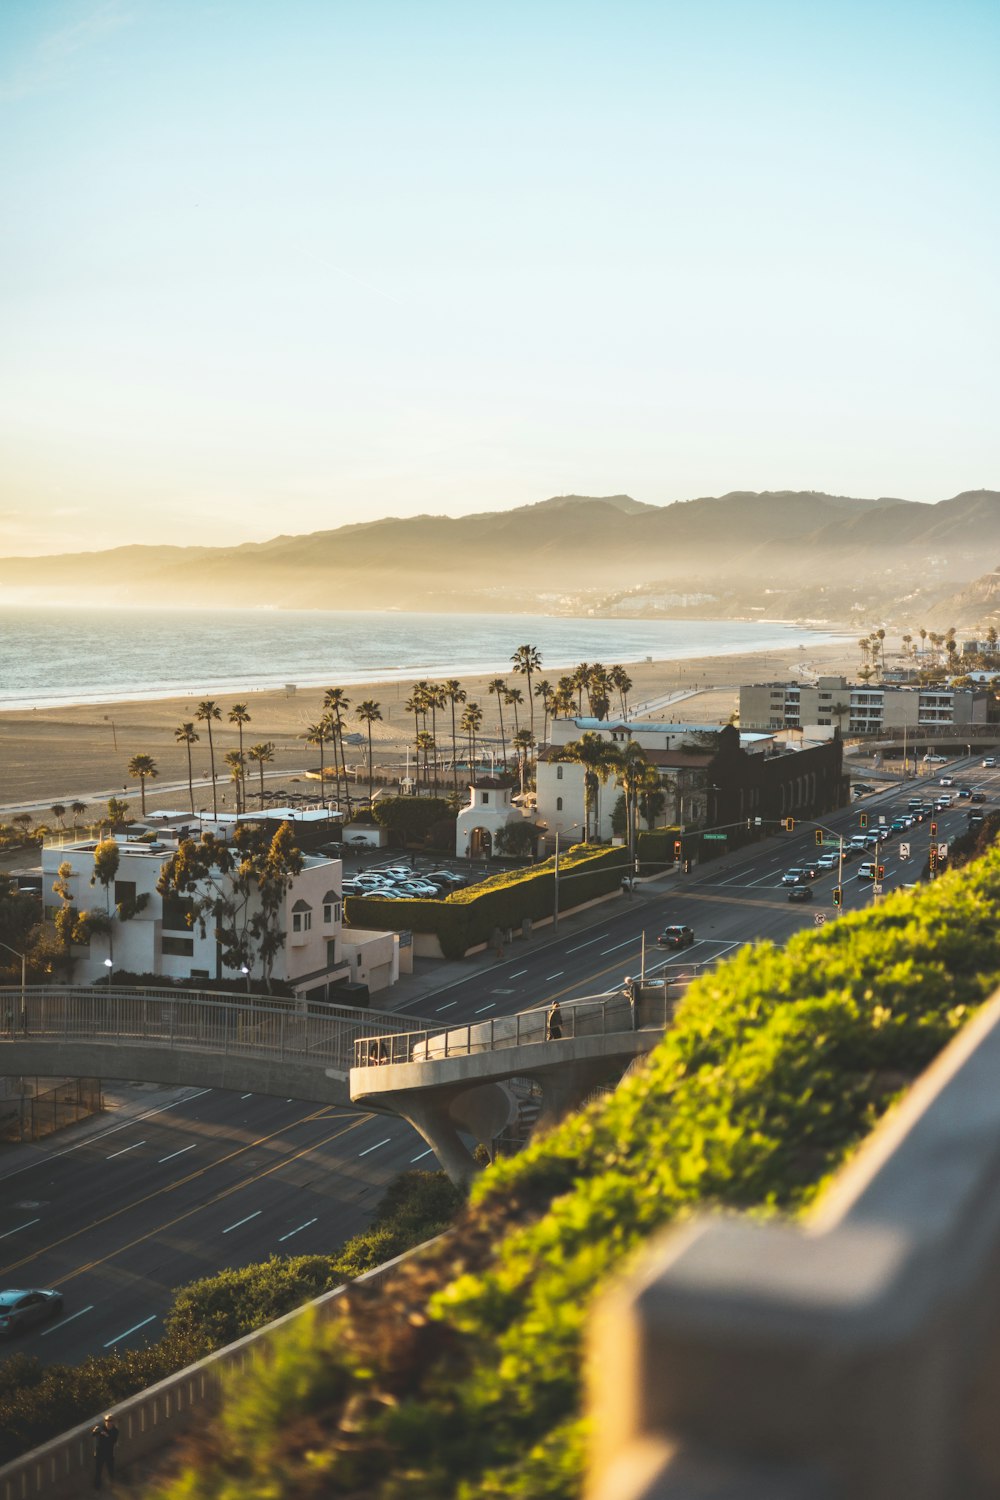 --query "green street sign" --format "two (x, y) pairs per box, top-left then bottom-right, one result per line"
(702, 833), (728, 840)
